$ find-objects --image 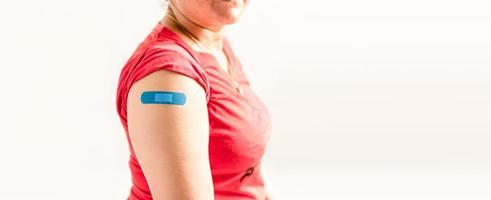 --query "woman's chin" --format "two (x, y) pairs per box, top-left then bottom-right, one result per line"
(218, 8), (245, 24)
(221, 15), (242, 25)
(213, 0), (246, 24)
